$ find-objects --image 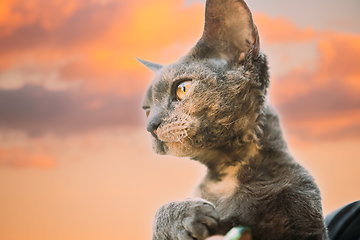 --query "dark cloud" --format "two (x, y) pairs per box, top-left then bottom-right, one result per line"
(276, 80), (360, 121)
(0, 84), (145, 137)
(274, 79), (360, 141)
